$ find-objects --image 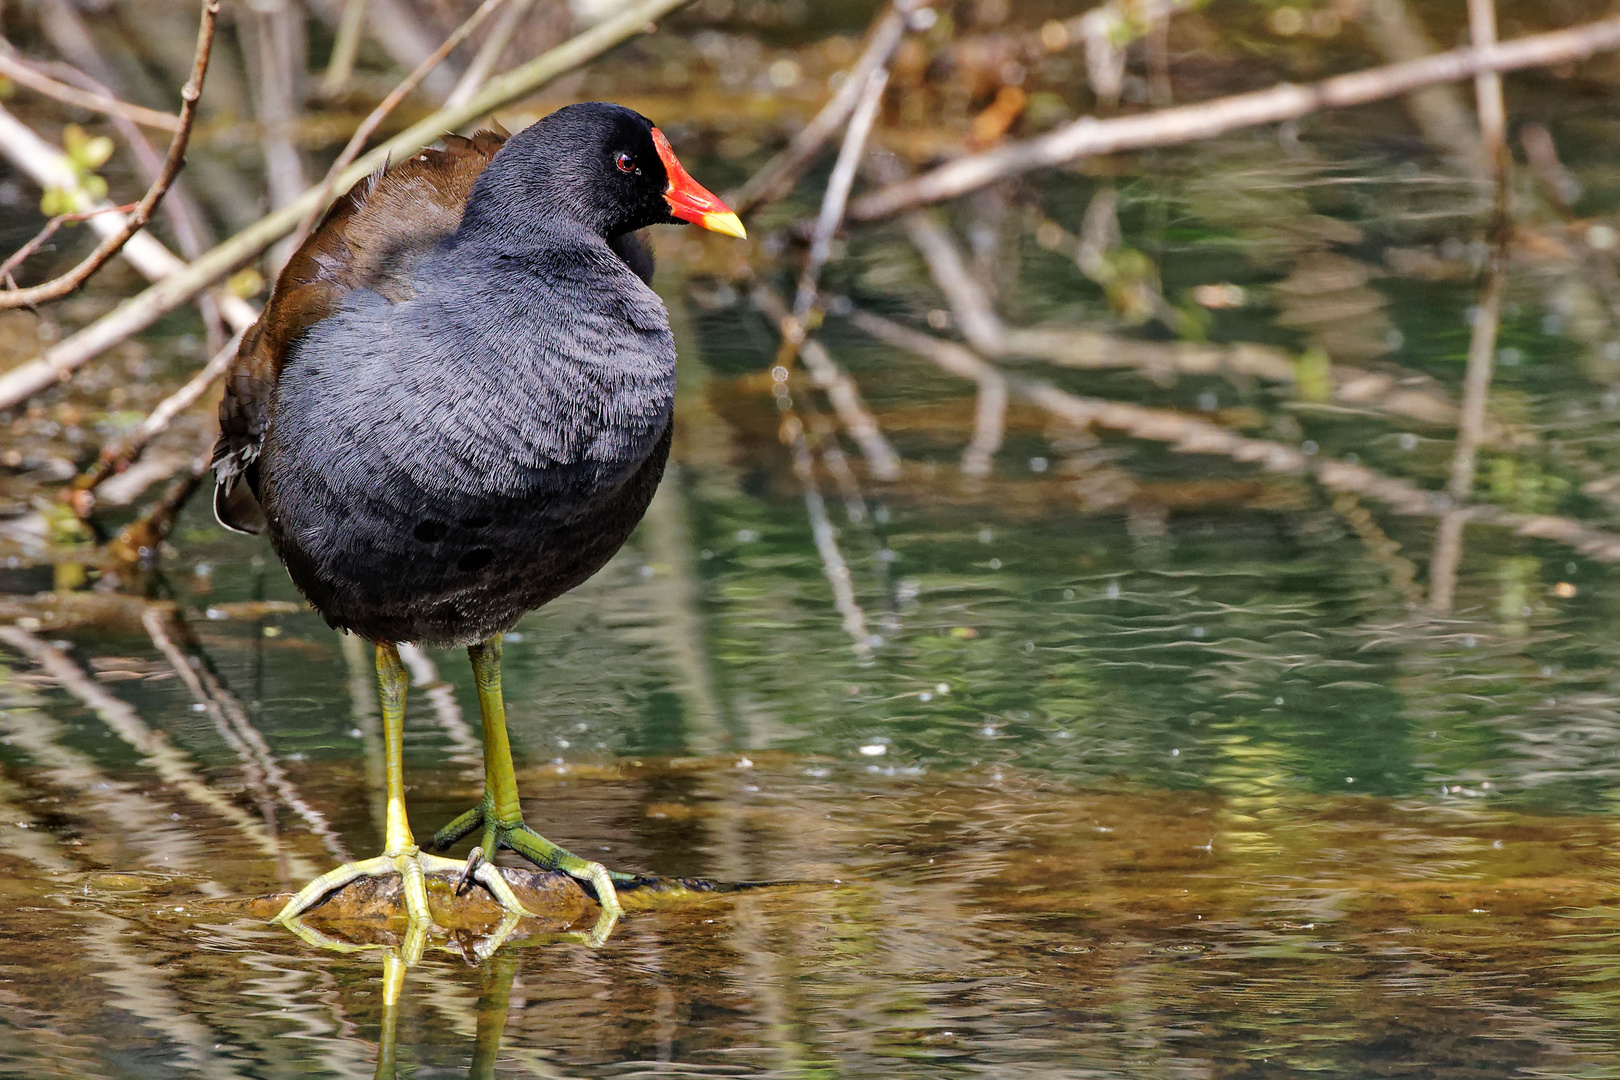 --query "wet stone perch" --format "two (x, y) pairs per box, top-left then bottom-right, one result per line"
(245, 865), (594, 932)
(243, 865), (730, 933)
